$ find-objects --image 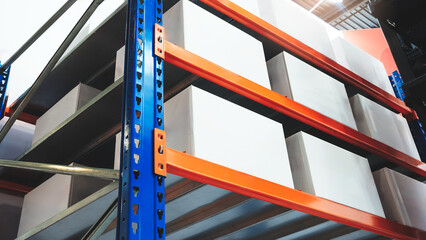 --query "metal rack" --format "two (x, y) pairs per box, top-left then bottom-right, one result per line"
(0, 0), (425, 239)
